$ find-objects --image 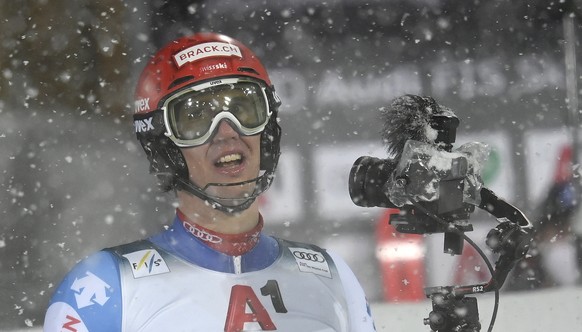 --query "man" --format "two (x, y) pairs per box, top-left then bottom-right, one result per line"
(44, 32), (376, 331)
